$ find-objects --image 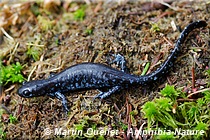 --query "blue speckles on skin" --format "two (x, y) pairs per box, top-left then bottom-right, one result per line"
(140, 20), (207, 83)
(129, 79), (134, 84)
(62, 82), (66, 87)
(51, 87), (55, 91)
(84, 83), (88, 87)
(69, 84), (75, 90)
(76, 83), (81, 88)
(66, 85), (71, 90)
(153, 76), (158, 81)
